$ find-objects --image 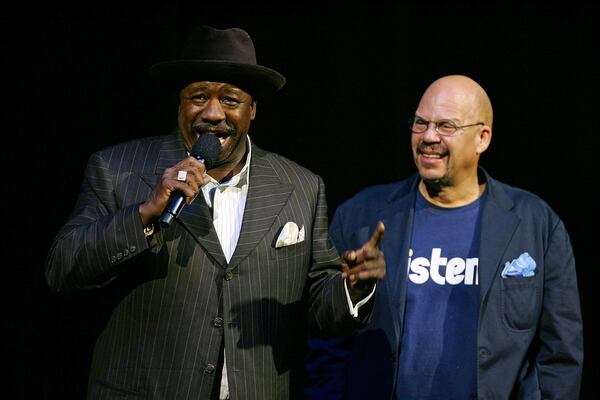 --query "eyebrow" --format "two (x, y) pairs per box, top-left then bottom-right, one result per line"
(187, 84), (209, 92)
(223, 87), (243, 95)
(415, 115), (459, 122)
(186, 85), (244, 96)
